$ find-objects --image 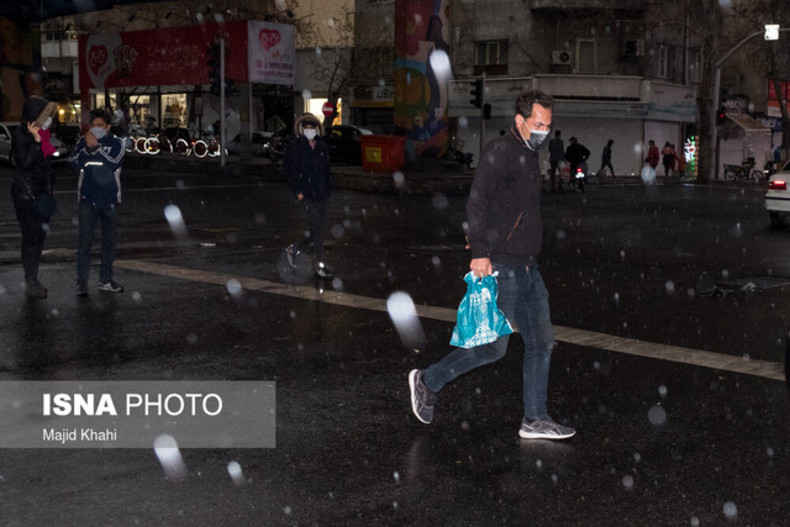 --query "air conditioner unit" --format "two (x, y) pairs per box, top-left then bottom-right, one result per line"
(623, 39), (645, 57)
(551, 50), (572, 66)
